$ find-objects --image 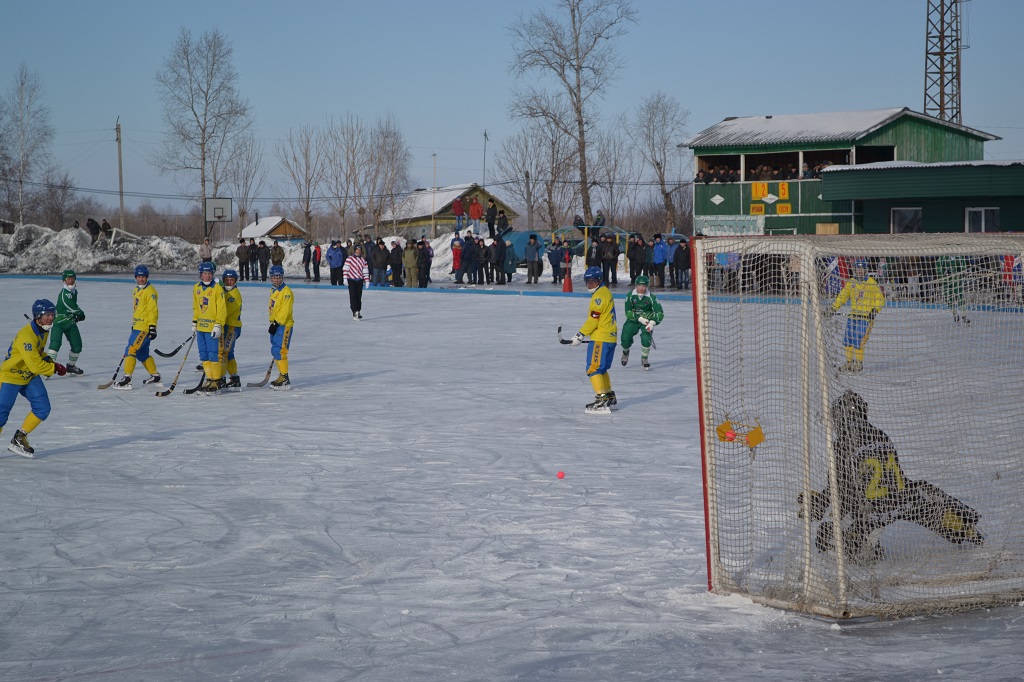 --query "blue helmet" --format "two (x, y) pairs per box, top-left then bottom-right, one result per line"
(134, 264), (149, 278)
(269, 265), (285, 278)
(854, 259), (868, 270)
(198, 261), (215, 274)
(32, 299), (56, 318)
(584, 266), (603, 282)
(222, 268), (239, 281)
